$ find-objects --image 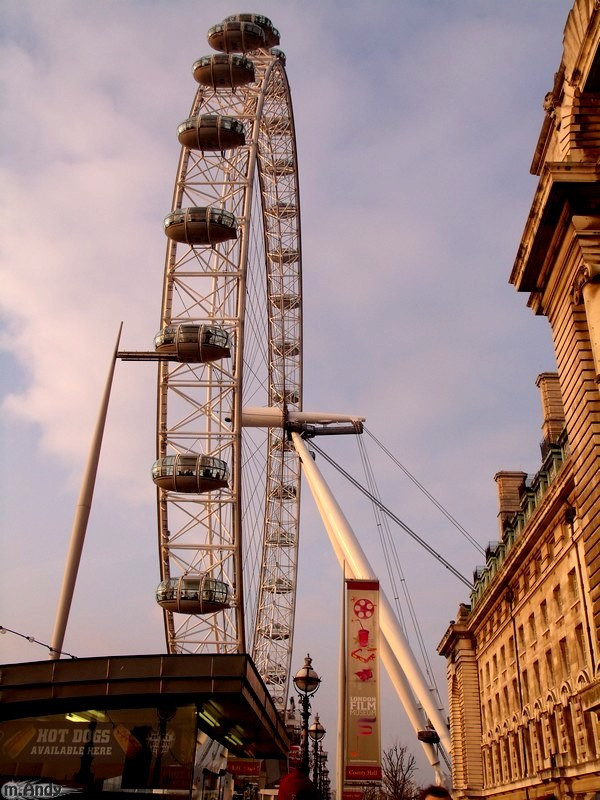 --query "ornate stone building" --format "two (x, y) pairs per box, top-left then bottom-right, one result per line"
(438, 2), (600, 798)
